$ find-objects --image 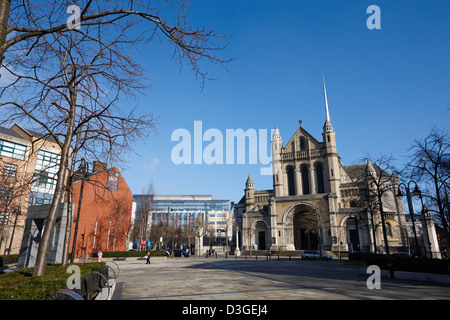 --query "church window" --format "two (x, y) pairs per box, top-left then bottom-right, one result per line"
(286, 166), (296, 196)
(300, 138), (306, 150)
(327, 135), (330, 143)
(301, 166), (310, 195)
(315, 164), (325, 193)
(384, 223), (391, 237)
